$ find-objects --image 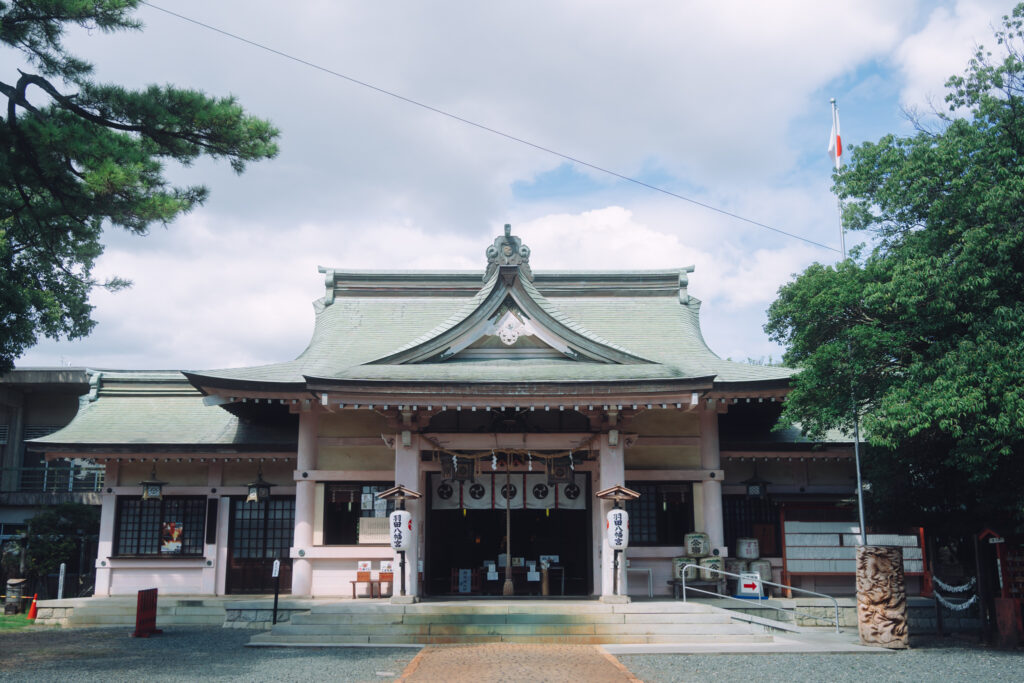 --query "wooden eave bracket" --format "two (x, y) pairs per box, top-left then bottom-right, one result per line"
(595, 484), (642, 501)
(376, 485), (423, 501)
